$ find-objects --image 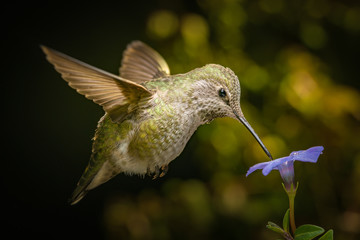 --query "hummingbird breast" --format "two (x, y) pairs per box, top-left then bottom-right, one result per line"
(123, 88), (201, 174)
(106, 72), (227, 176)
